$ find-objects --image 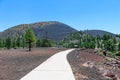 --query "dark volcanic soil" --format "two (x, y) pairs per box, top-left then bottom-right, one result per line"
(0, 48), (66, 80)
(67, 49), (120, 80)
